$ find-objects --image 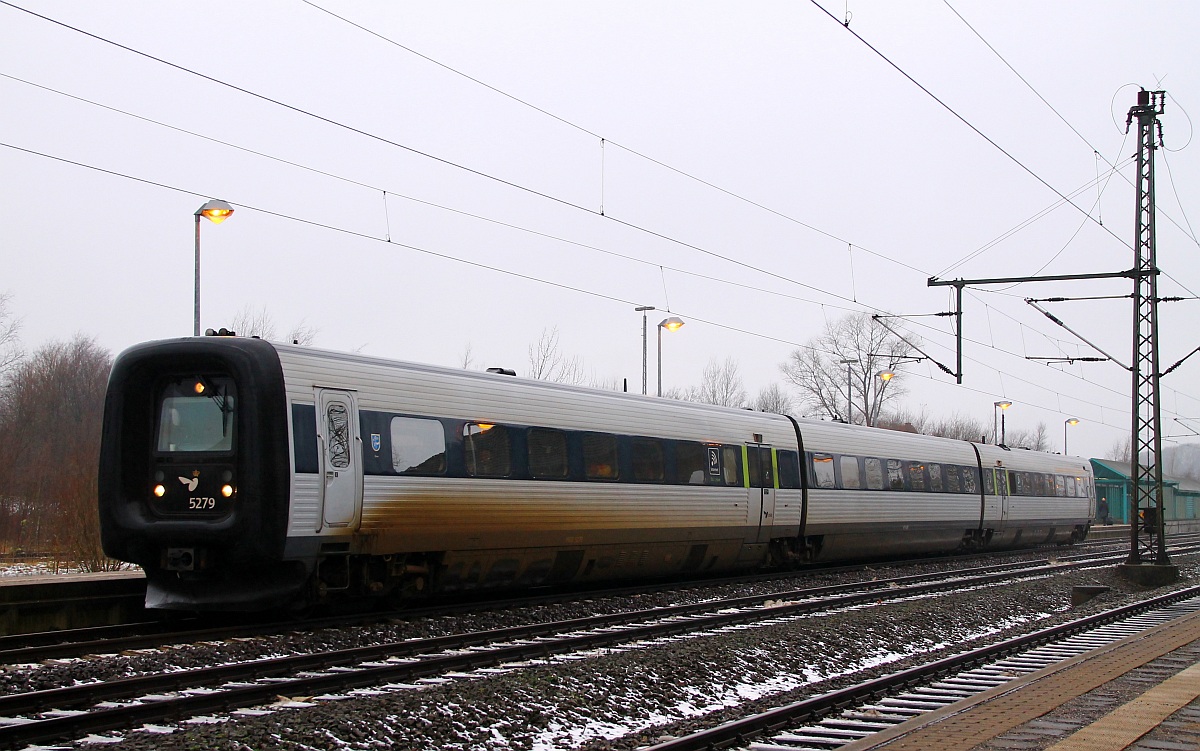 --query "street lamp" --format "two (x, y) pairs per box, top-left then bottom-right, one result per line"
(1064, 417), (1080, 454)
(993, 400), (1012, 445)
(873, 369), (896, 426)
(657, 316), (684, 397)
(194, 199), (234, 336)
(838, 359), (859, 423)
(634, 306), (655, 395)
